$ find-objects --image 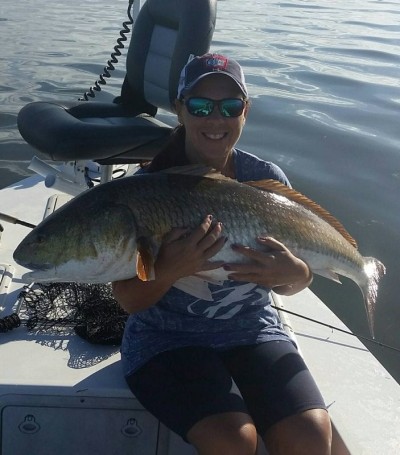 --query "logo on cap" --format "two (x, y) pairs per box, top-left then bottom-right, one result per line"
(205, 55), (228, 71)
